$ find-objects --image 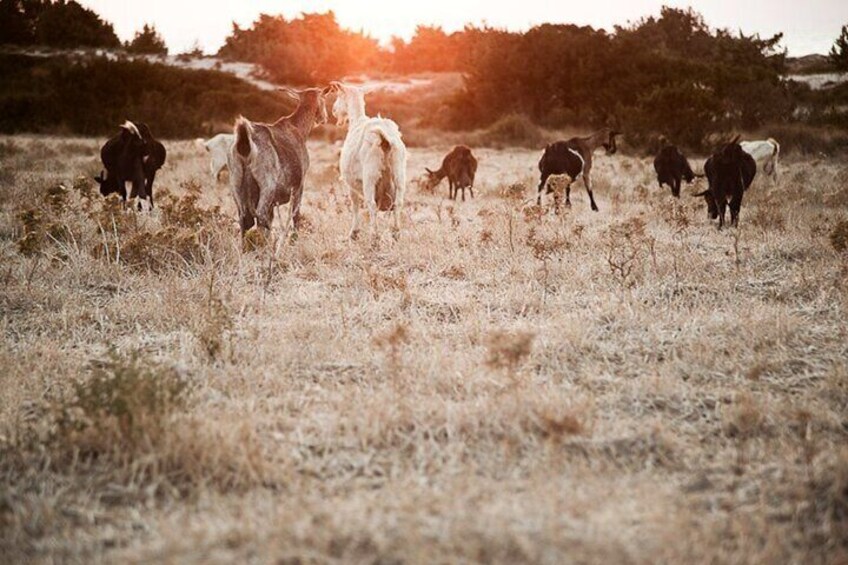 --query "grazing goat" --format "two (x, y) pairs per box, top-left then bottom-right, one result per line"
(537, 142), (584, 211)
(331, 82), (407, 240)
(203, 133), (235, 182)
(94, 121), (149, 209)
(653, 144), (698, 198)
(693, 136), (757, 229)
(424, 145), (478, 201)
(229, 87), (329, 237)
(740, 138), (779, 183)
(136, 122), (166, 209)
(563, 128), (622, 211)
